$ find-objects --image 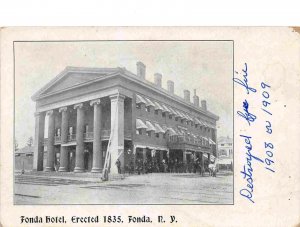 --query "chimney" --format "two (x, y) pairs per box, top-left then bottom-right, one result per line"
(154, 73), (162, 87)
(193, 89), (199, 107)
(201, 100), (207, 110)
(136, 61), (146, 79)
(184, 90), (190, 102)
(167, 80), (174, 94)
